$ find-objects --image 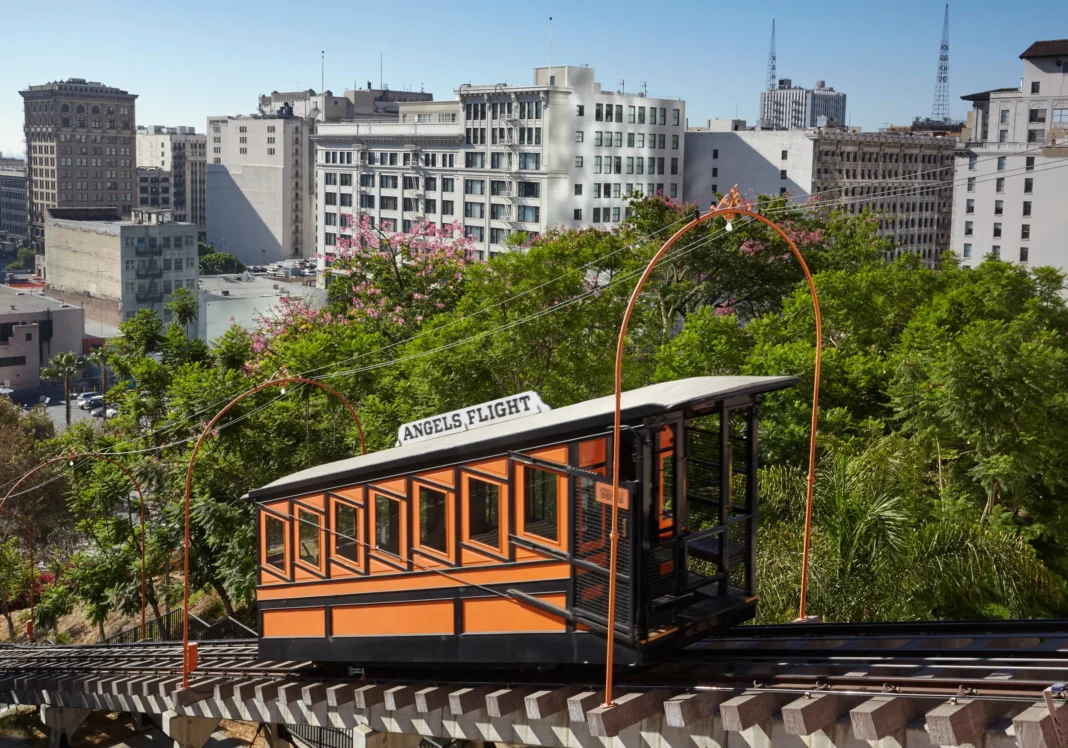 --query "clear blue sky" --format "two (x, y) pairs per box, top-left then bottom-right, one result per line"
(1, 0), (1064, 158)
